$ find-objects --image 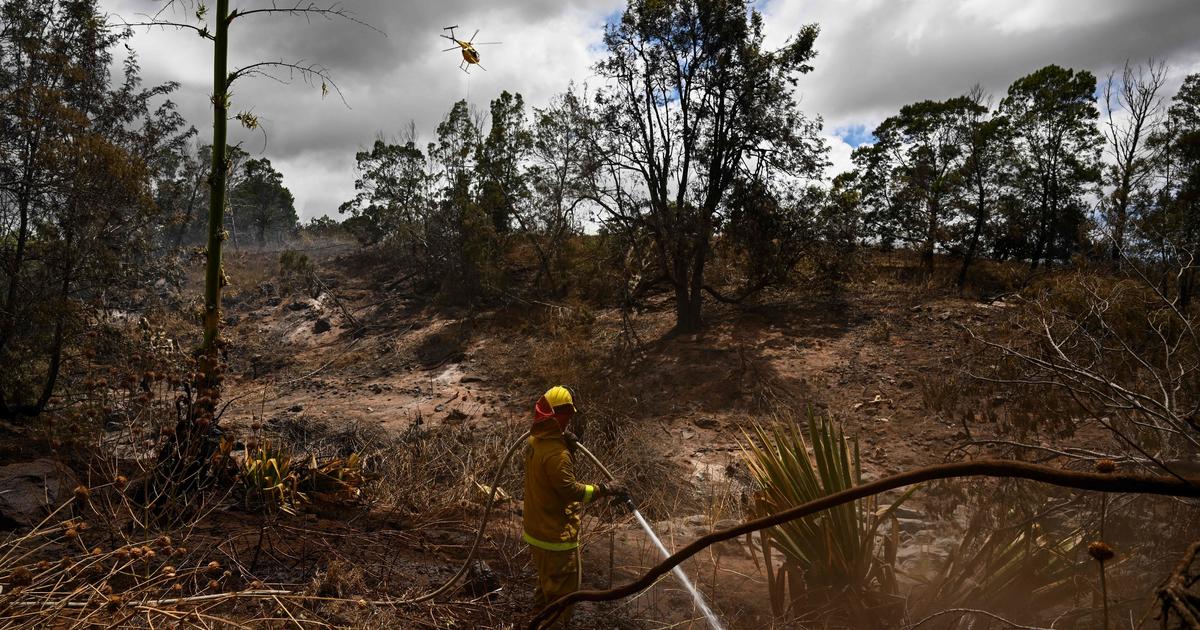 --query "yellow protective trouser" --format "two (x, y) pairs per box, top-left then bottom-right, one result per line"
(531, 546), (580, 628)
